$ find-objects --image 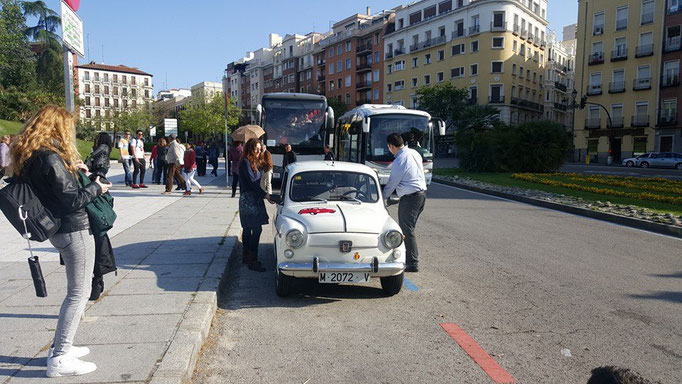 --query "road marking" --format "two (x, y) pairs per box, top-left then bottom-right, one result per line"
(440, 323), (516, 383)
(403, 277), (419, 292)
(432, 183), (682, 241)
